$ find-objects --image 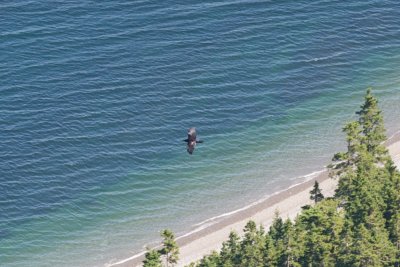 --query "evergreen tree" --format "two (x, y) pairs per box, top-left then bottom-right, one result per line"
(342, 222), (396, 267)
(338, 121), (363, 164)
(220, 231), (241, 266)
(240, 221), (265, 267)
(159, 229), (179, 267)
(278, 219), (301, 267)
(331, 89), (388, 199)
(356, 88), (388, 161)
(267, 213), (302, 266)
(390, 212), (400, 267)
(382, 161), (400, 266)
(143, 249), (162, 267)
(197, 251), (220, 267)
(296, 199), (342, 266)
(330, 121), (362, 180)
(337, 219), (356, 266)
(334, 169), (357, 203)
(331, 122), (363, 200)
(263, 234), (278, 266)
(267, 213), (285, 265)
(310, 180), (324, 204)
(333, 89), (397, 266)
(269, 211), (285, 242)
